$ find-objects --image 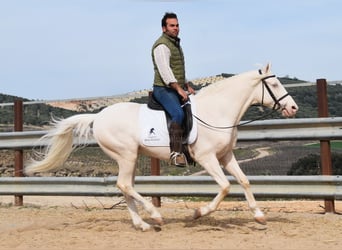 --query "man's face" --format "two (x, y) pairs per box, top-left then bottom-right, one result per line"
(163, 18), (179, 38)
